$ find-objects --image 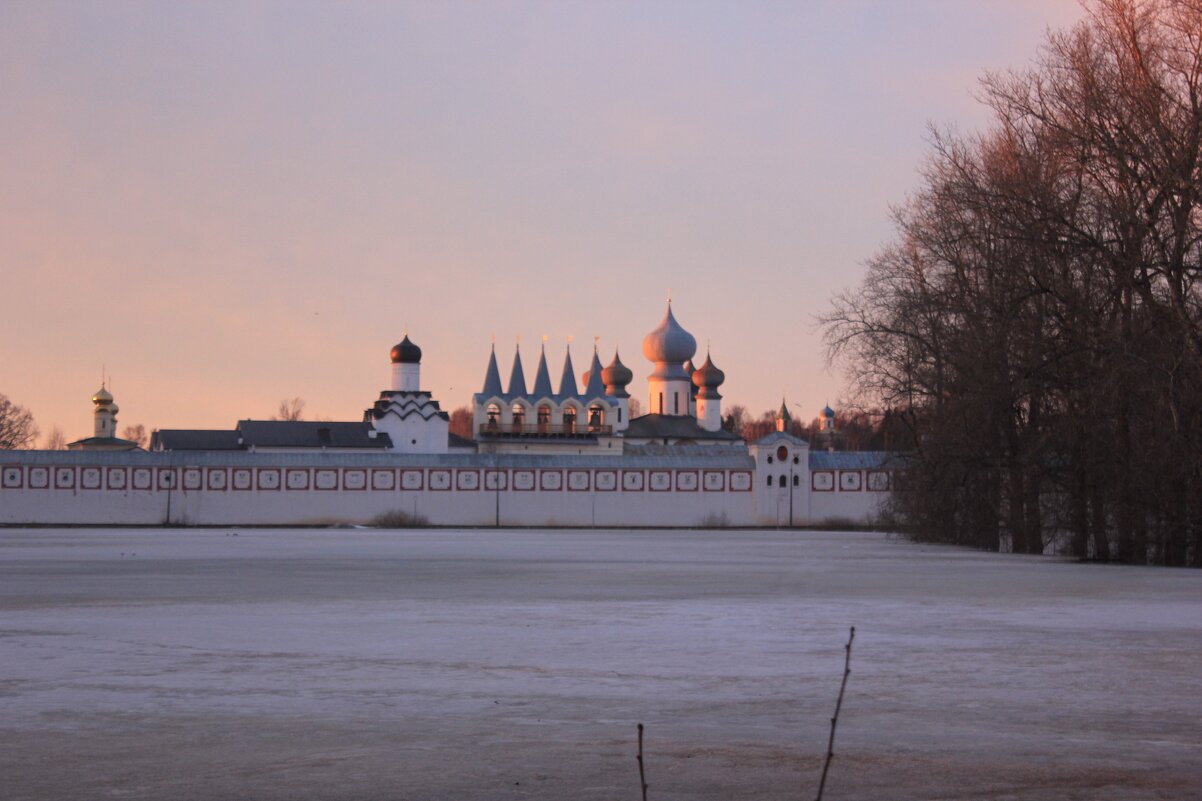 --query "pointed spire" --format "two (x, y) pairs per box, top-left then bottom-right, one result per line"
(481, 344), (503, 396)
(508, 343), (527, 395)
(584, 344), (606, 398)
(559, 344), (578, 396)
(532, 343), (553, 397)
